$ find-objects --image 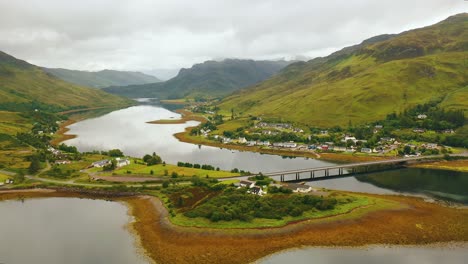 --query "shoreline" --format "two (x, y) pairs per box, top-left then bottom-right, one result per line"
(3, 189), (465, 264)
